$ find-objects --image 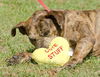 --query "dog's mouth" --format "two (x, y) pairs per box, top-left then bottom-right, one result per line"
(29, 38), (37, 43)
(29, 38), (38, 47)
(29, 36), (57, 48)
